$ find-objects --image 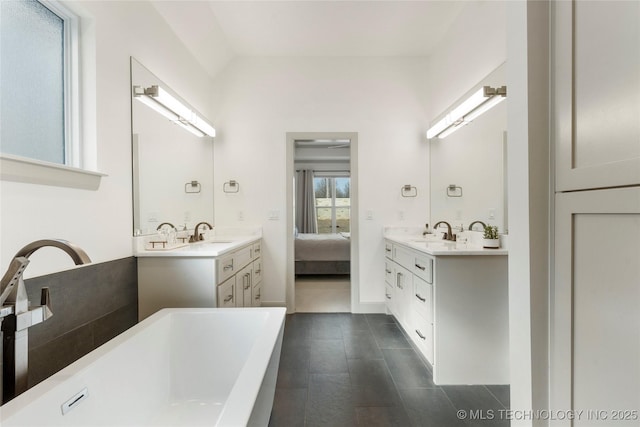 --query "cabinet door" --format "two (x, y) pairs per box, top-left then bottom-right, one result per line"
(553, 1), (640, 191)
(552, 187), (640, 424)
(235, 265), (253, 308)
(393, 263), (413, 328)
(217, 276), (235, 308)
